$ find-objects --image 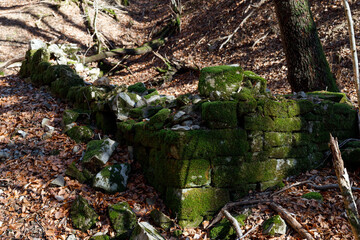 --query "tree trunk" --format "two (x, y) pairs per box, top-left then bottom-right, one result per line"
(274, 0), (338, 92)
